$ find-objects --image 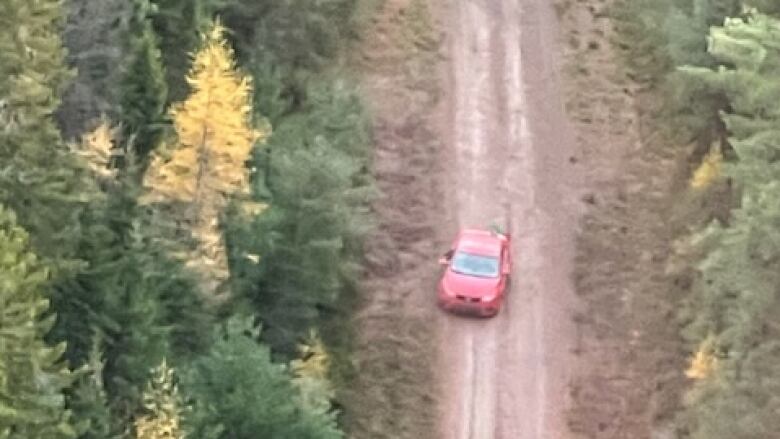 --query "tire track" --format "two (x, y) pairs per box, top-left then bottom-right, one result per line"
(438, 0), (580, 437)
